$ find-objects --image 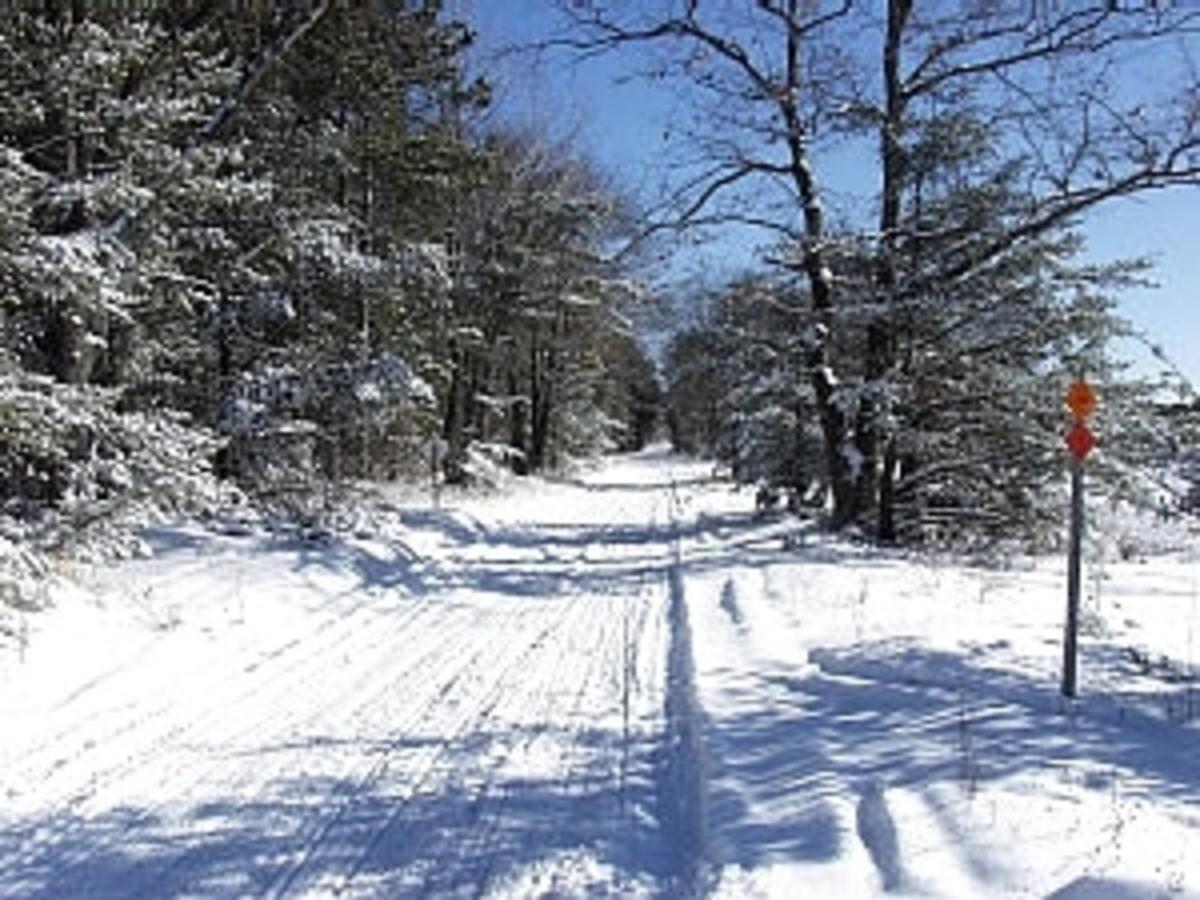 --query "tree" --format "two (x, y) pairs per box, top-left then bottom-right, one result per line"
(0, 1), (488, 542)
(203, 1), (486, 490)
(550, 0), (1200, 539)
(663, 277), (822, 494)
(0, 7), (255, 546)
(439, 131), (644, 479)
(598, 329), (663, 452)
